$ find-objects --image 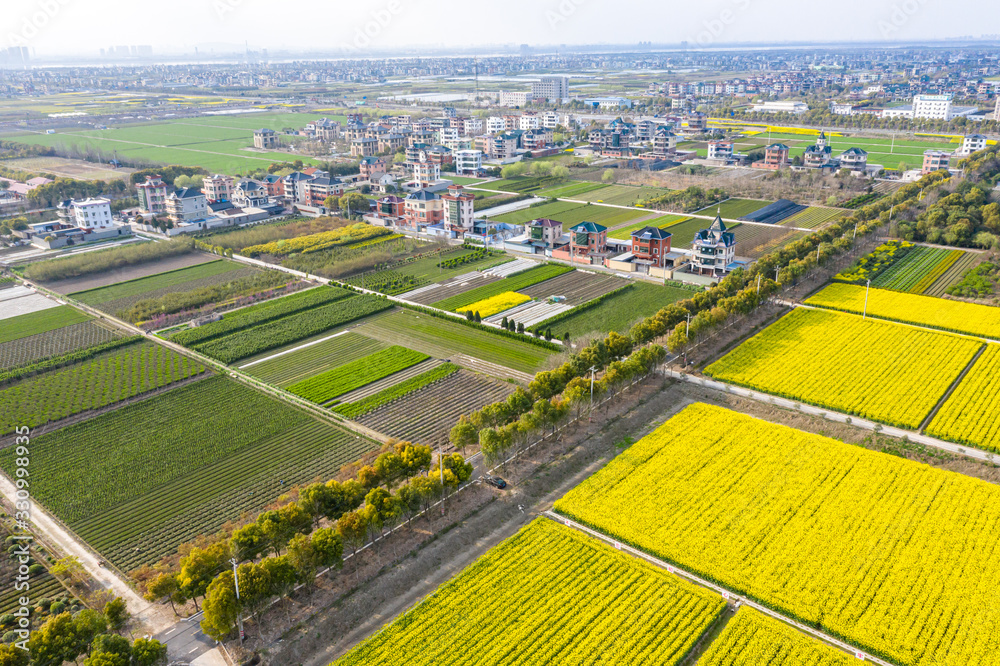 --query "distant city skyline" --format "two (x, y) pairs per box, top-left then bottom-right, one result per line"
(6, 0), (1000, 59)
